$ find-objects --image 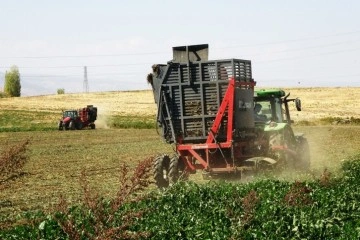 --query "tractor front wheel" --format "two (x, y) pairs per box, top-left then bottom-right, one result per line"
(153, 154), (170, 188)
(58, 121), (63, 131)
